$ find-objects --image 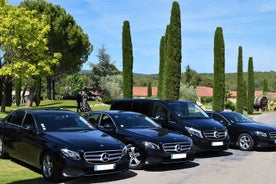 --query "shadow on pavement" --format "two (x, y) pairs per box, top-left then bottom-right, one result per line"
(144, 161), (199, 172)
